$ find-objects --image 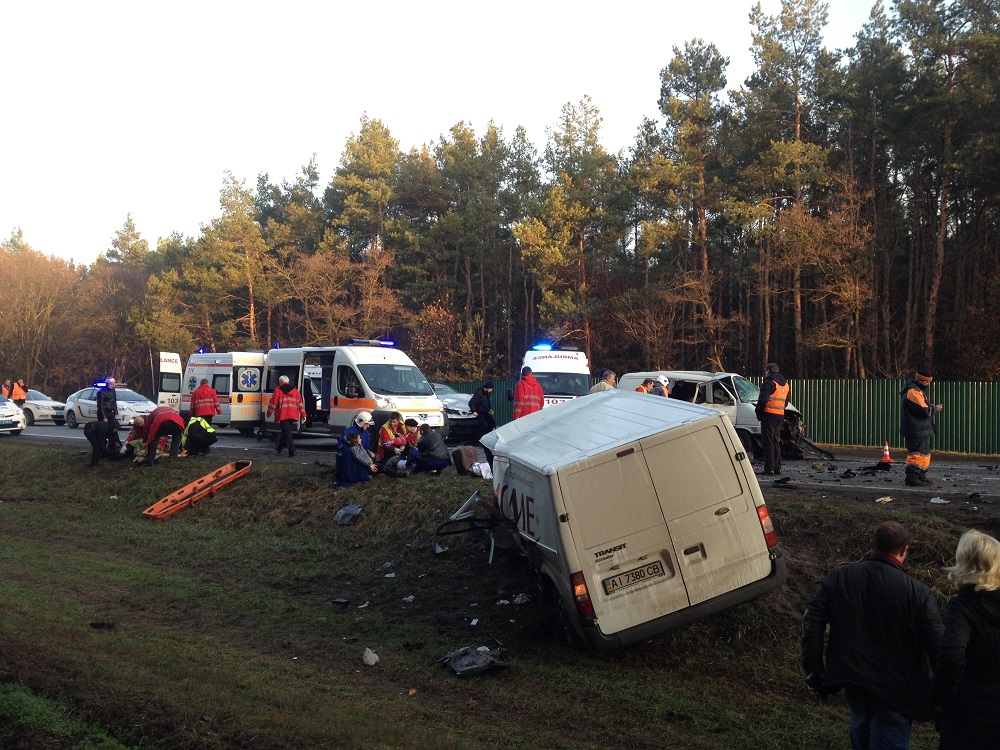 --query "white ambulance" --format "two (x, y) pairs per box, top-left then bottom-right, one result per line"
(480, 389), (786, 651)
(521, 345), (591, 408)
(261, 340), (444, 439)
(157, 351), (266, 434)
